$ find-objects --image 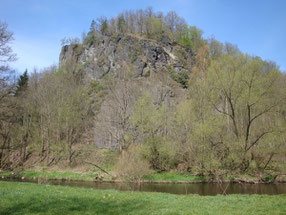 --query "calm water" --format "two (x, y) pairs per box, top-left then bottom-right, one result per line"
(1, 178), (286, 196)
